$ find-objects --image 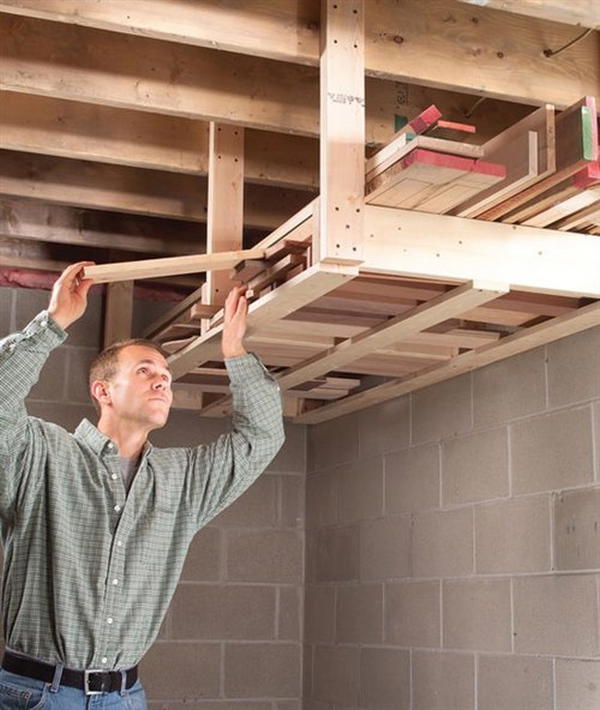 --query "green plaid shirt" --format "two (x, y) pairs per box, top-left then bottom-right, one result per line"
(0, 310), (284, 671)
